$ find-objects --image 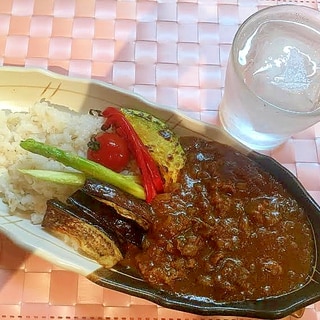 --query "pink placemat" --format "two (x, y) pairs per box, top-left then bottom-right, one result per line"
(0, 0), (320, 319)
